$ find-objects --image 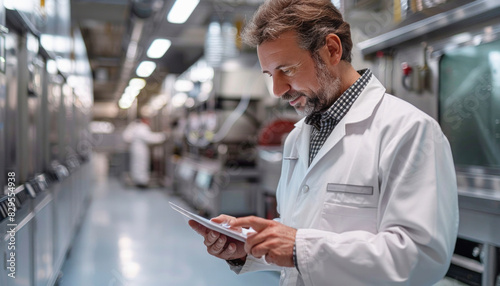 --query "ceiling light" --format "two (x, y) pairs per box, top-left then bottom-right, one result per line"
(119, 97), (135, 109)
(136, 61), (156, 77)
(124, 87), (141, 97)
(47, 60), (58, 74)
(174, 79), (194, 92)
(167, 0), (200, 24)
(129, 78), (147, 89)
(147, 39), (171, 59)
